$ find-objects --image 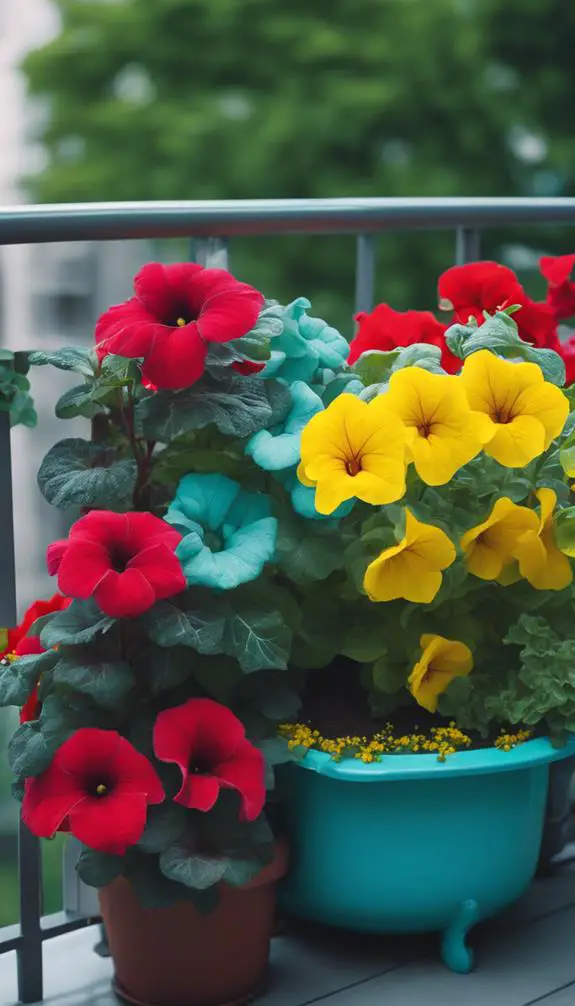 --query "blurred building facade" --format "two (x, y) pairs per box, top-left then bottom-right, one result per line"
(0, 0), (149, 609)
